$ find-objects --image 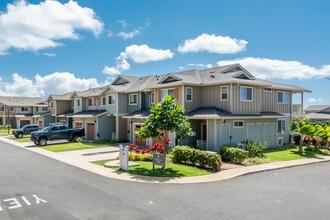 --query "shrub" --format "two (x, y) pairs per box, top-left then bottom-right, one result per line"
(172, 146), (222, 171)
(220, 145), (248, 163)
(116, 152), (153, 162)
(245, 141), (265, 158)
